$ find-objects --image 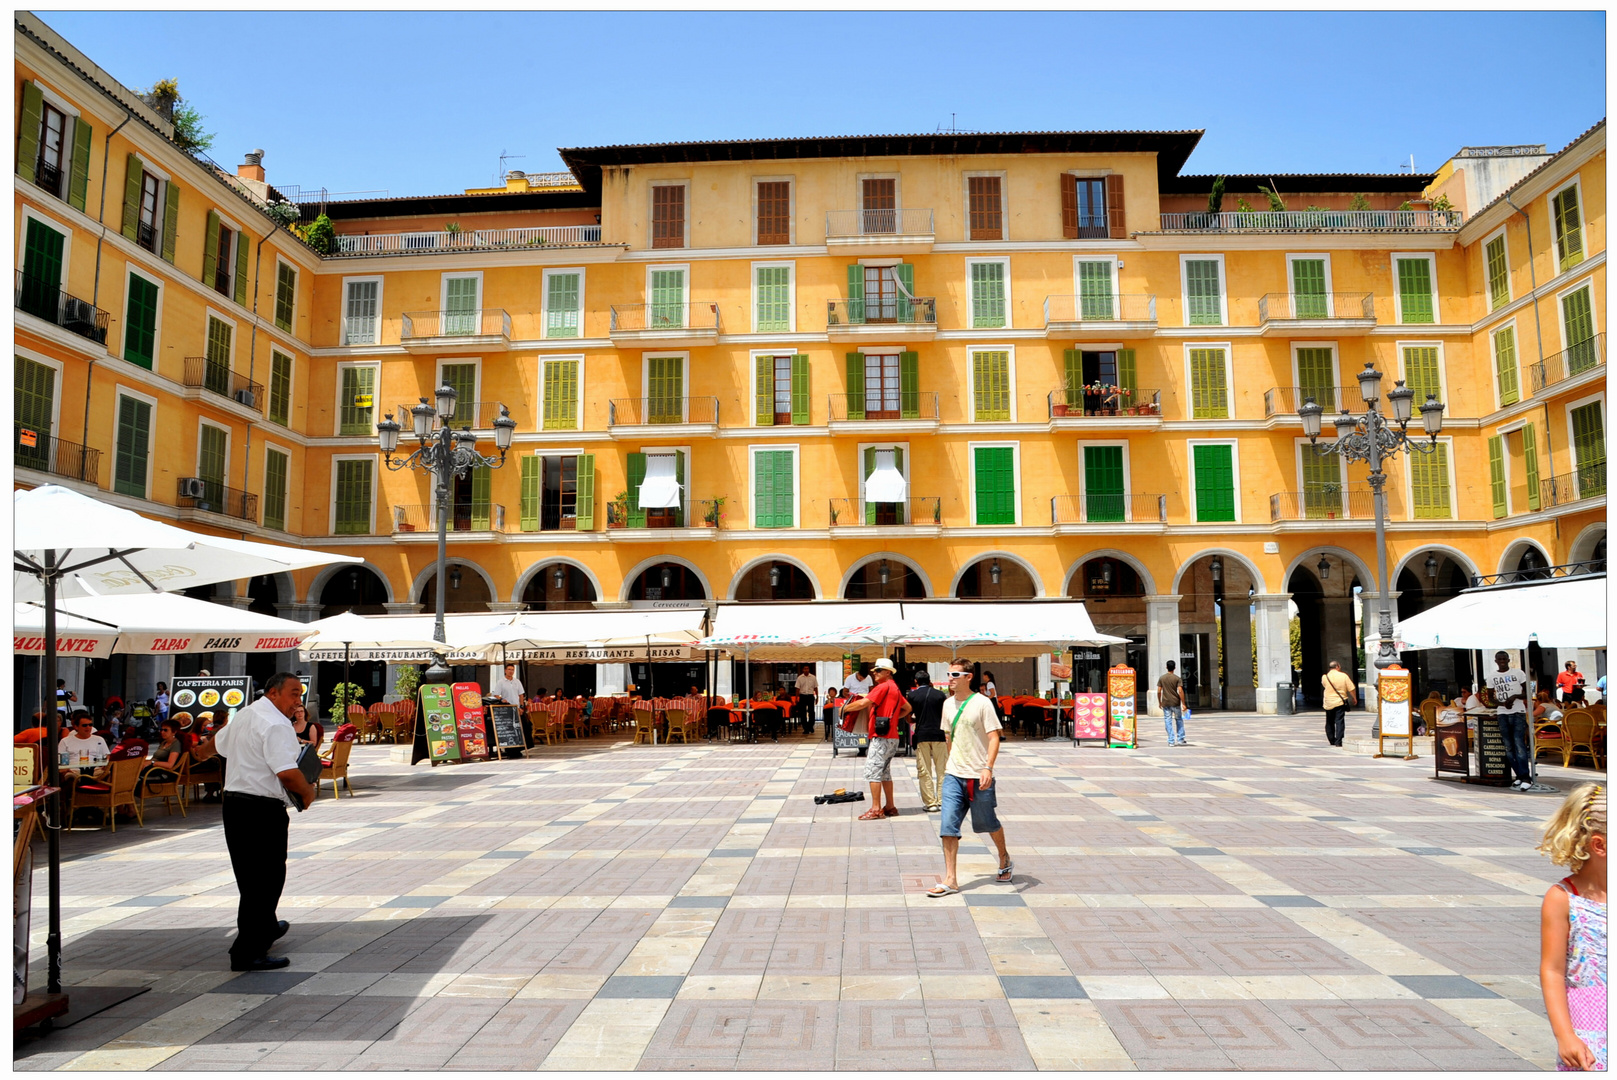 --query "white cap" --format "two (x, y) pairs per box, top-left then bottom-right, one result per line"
(872, 657), (896, 672)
